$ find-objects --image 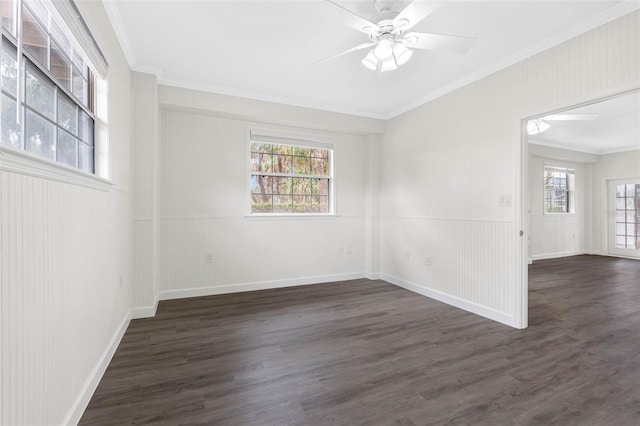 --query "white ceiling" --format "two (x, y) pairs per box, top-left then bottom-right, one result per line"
(104, 0), (636, 119)
(528, 91), (640, 155)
